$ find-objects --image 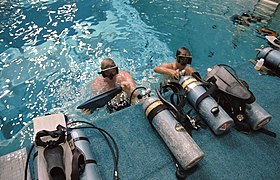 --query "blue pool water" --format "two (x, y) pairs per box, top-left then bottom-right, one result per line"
(0, 0), (279, 156)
